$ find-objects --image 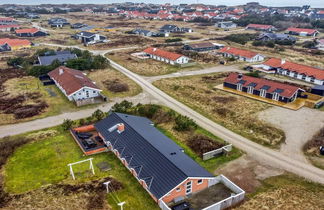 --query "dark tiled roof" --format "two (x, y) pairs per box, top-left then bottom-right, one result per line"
(187, 42), (215, 49)
(95, 113), (213, 199)
(225, 72), (300, 98)
(38, 52), (77, 66)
